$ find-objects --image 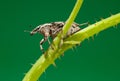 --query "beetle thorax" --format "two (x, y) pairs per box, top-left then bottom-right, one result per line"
(38, 23), (52, 36)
